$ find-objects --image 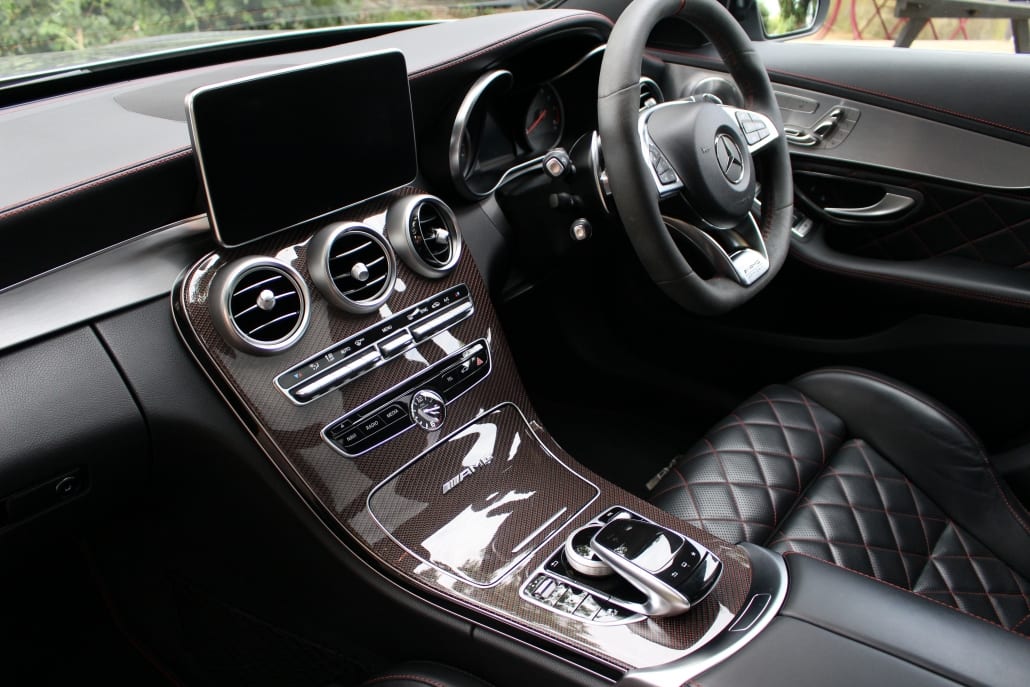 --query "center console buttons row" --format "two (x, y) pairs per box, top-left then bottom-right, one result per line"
(322, 340), (491, 457)
(523, 573), (641, 625)
(275, 284), (472, 405)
